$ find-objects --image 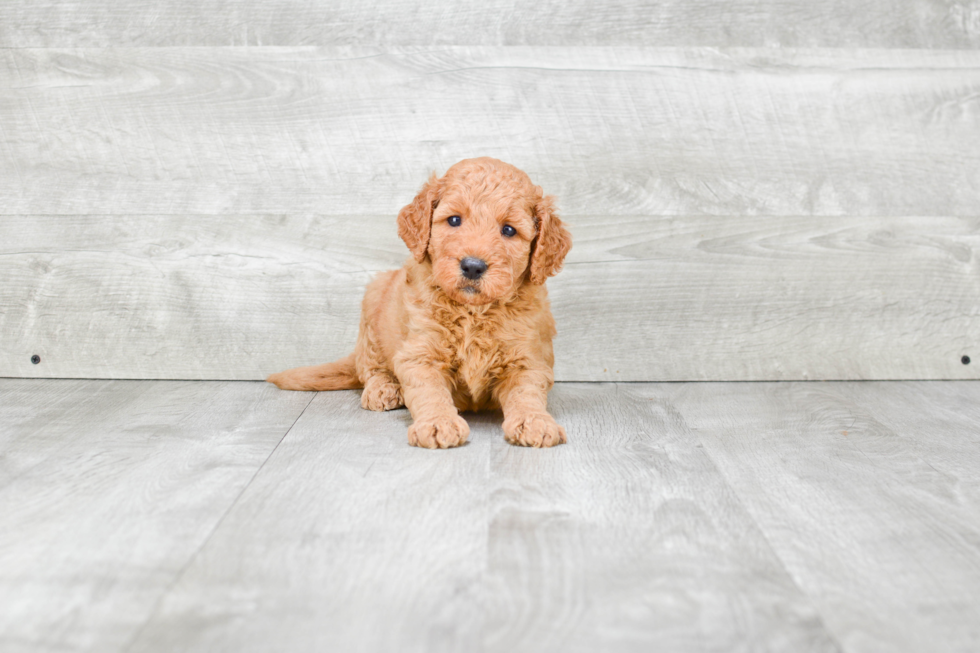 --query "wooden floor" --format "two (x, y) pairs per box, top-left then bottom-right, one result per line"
(1, 379), (979, 652)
